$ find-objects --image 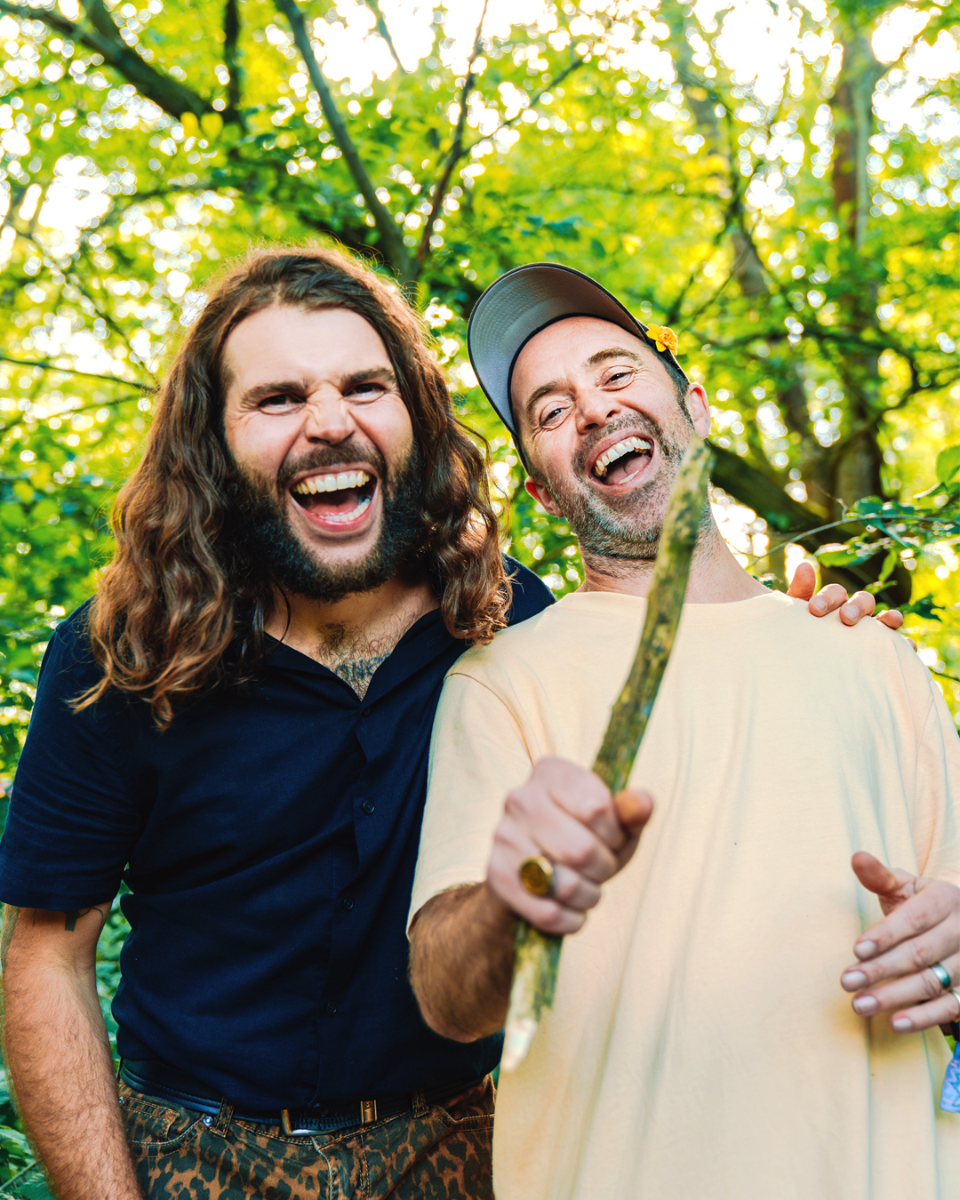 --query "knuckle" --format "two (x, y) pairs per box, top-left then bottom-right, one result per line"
(907, 940), (929, 972)
(582, 795), (611, 826)
(920, 972), (942, 1001)
(563, 840), (595, 873)
(904, 904), (930, 936)
(504, 788), (532, 819)
(537, 902), (571, 936)
(551, 875), (579, 905)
